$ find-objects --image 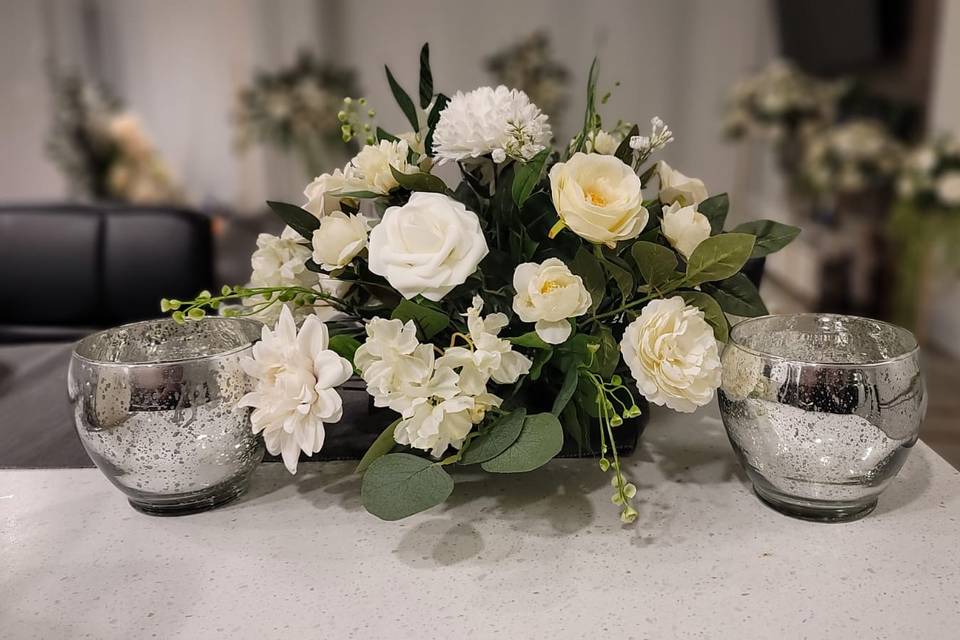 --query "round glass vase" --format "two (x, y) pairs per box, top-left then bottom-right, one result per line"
(68, 317), (265, 515)
(718, 314), (926, 522)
